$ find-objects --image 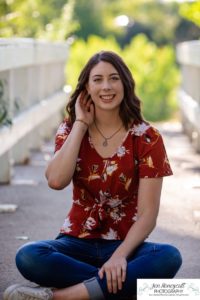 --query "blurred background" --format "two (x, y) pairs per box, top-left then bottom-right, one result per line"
(0, 0), (200, 123)
(0, 1), (200, 294)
